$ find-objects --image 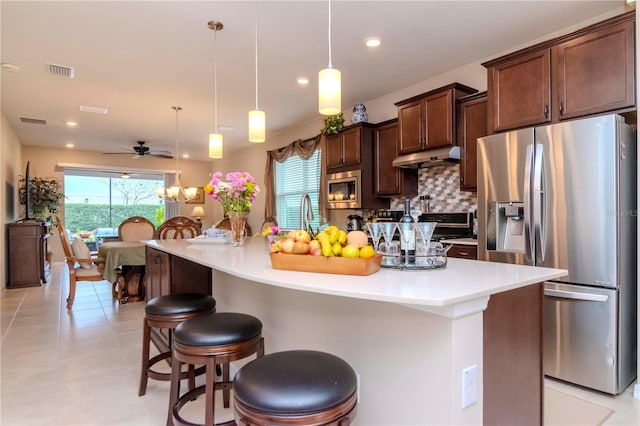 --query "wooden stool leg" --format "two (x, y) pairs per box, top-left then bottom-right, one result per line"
(188, 364), (196, 391)
(167, 354), (182, 426)
(222, 362), (231, 408)
(138, 318), (150, 396)
(205, 358), (216, 426)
